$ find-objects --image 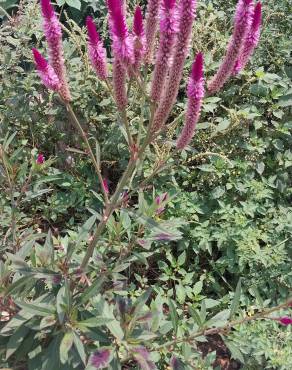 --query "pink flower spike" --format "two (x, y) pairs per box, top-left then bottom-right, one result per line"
(150, 0), (178, 102)
(132, 6), (146, 74)
(86, 16), (100, 44)
(36, 153), (45, 164)
(144, 0), (161, 64)
(32, 48), (47, 70)
(86, 17), (108, 80)
(151, 0), (197, 133)
(234, 2), (262, 74)
(191, 52), (203, 81)
(164, 0), (176, 10)
(278, 317), (292, 326)
(107, 0), (127, 38)
(107, 0), (134, 66)
(208, 0), (254, 93)
(176, 52), (205, 150)
(32, 48), (61, 91)
(40, 0), (54, 20)
(133, 6), (144, 36)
